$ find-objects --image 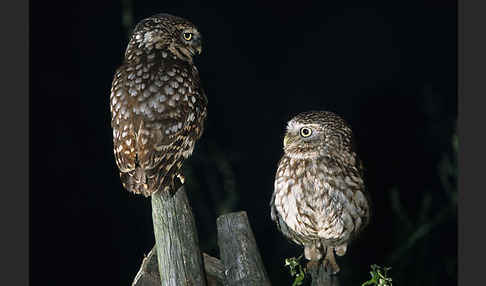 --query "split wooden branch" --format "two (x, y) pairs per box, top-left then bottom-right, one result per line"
(202, 253), (225, 285)
(131, 246), (160, 286)
(131, 246), (224, 286)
